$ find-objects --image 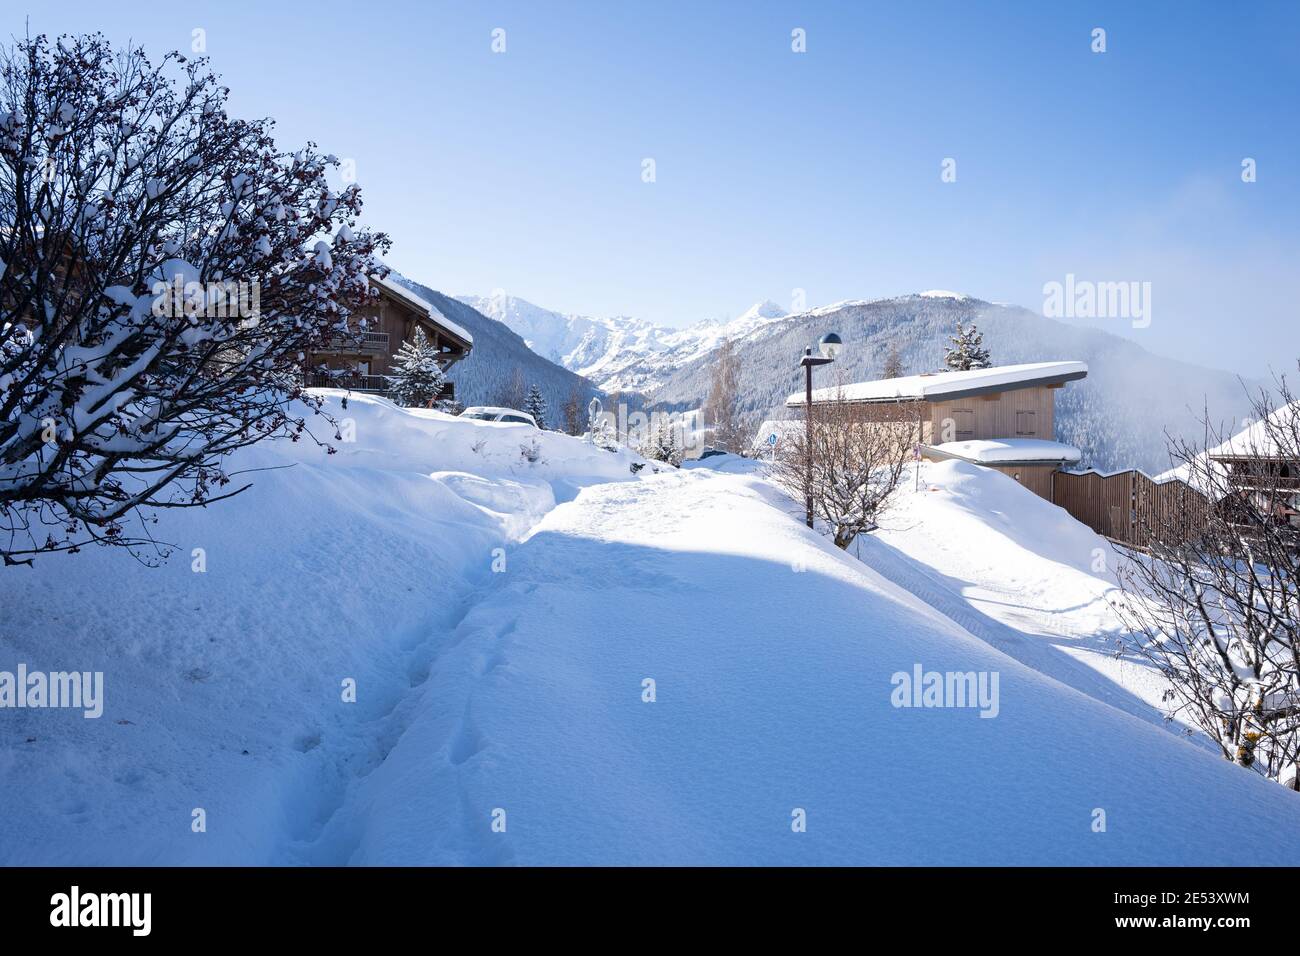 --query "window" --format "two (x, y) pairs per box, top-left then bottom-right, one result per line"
(1015, 410), (1037, 436)
(951, 408), (975, 441)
